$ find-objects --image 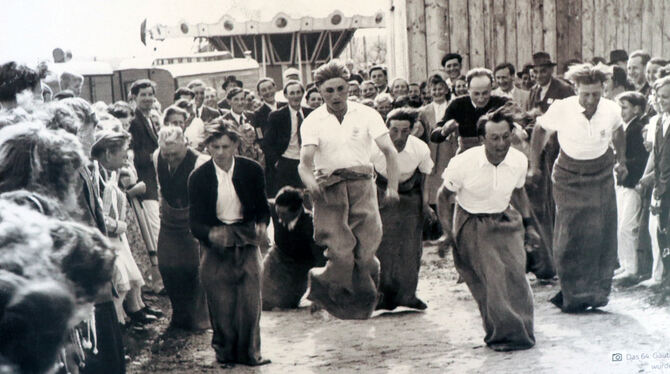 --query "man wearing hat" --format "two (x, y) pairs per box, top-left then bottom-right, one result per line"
(525, 52), (574, 280)
(609, 49), (629, 70)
